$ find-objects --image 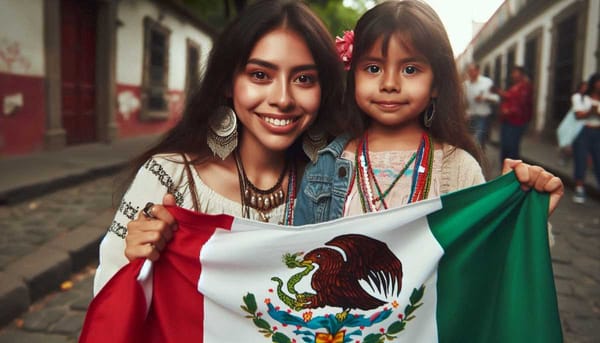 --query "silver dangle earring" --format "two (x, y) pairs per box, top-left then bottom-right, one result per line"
(302, 125), (327, 163)
(207, 106), (238, 159)
(423, 99), (436, 128)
